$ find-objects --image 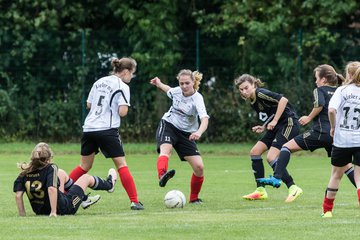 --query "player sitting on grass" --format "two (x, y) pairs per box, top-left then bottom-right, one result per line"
(13, 142), (117, 217)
